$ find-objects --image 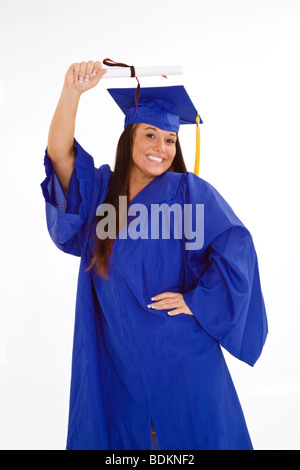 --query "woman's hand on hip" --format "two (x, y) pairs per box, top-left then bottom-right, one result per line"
(148, 292), (193, 316)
